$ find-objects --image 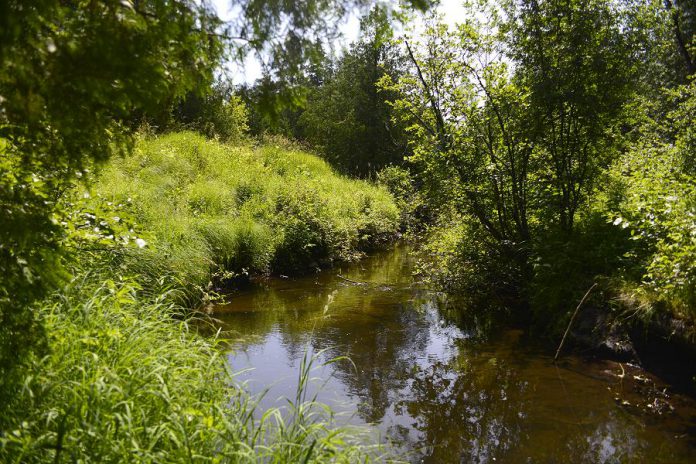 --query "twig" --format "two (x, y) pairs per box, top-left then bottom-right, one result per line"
(336, 274), (368, 285)
(554, 282), (598, 362)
